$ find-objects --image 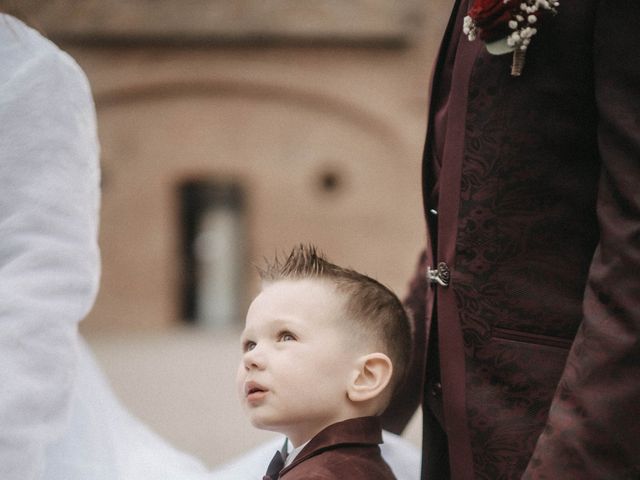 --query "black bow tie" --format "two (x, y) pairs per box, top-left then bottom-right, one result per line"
(263, 449), (285, 480)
